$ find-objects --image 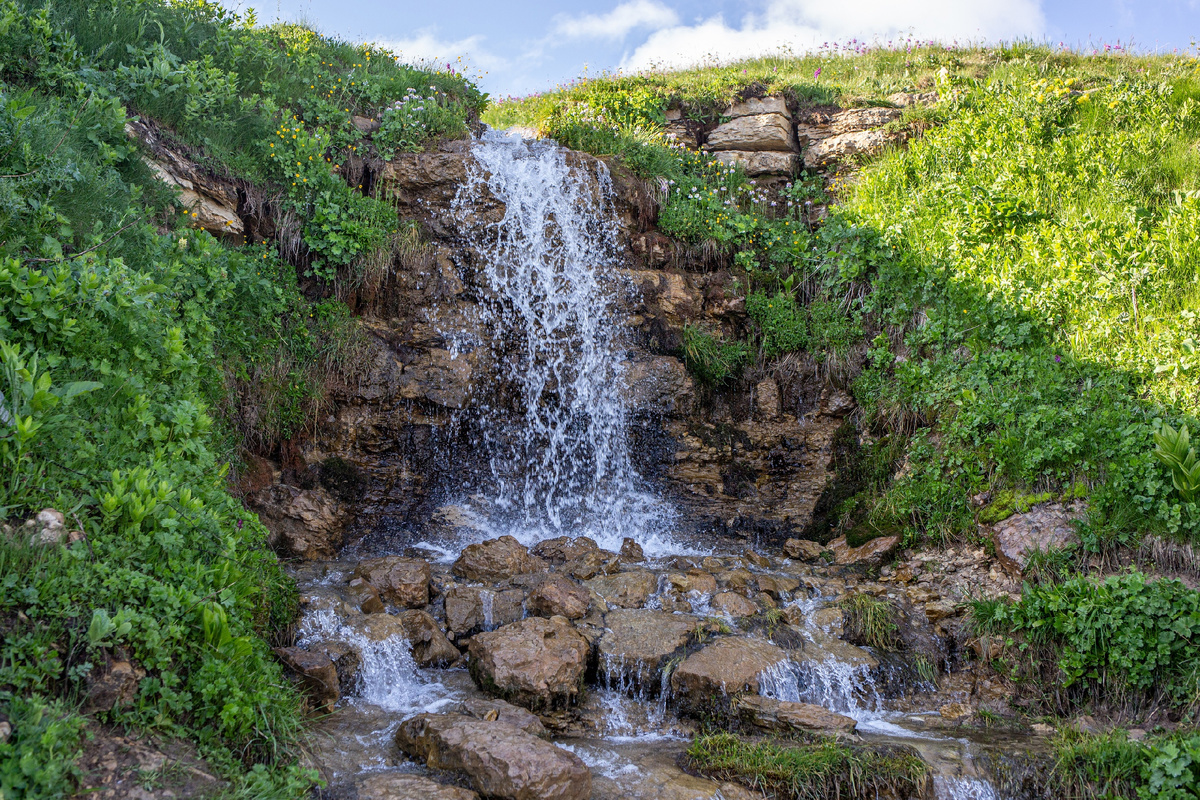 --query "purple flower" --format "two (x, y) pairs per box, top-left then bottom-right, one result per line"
(1054, 355), (1062, 363)
(814, 67), (822, 78)
(236, 519), (244, 529)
